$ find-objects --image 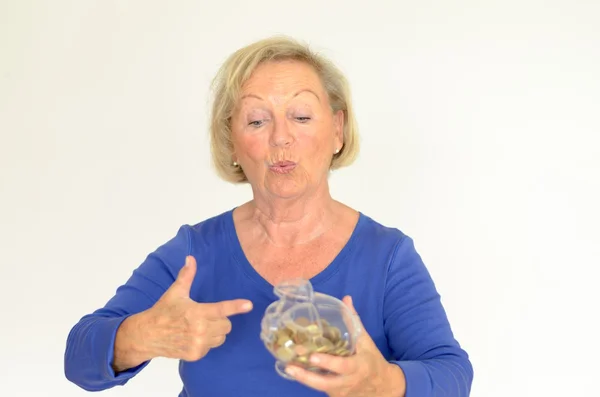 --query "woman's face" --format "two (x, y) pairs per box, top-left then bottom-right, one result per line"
(230, 60), (344, 200)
